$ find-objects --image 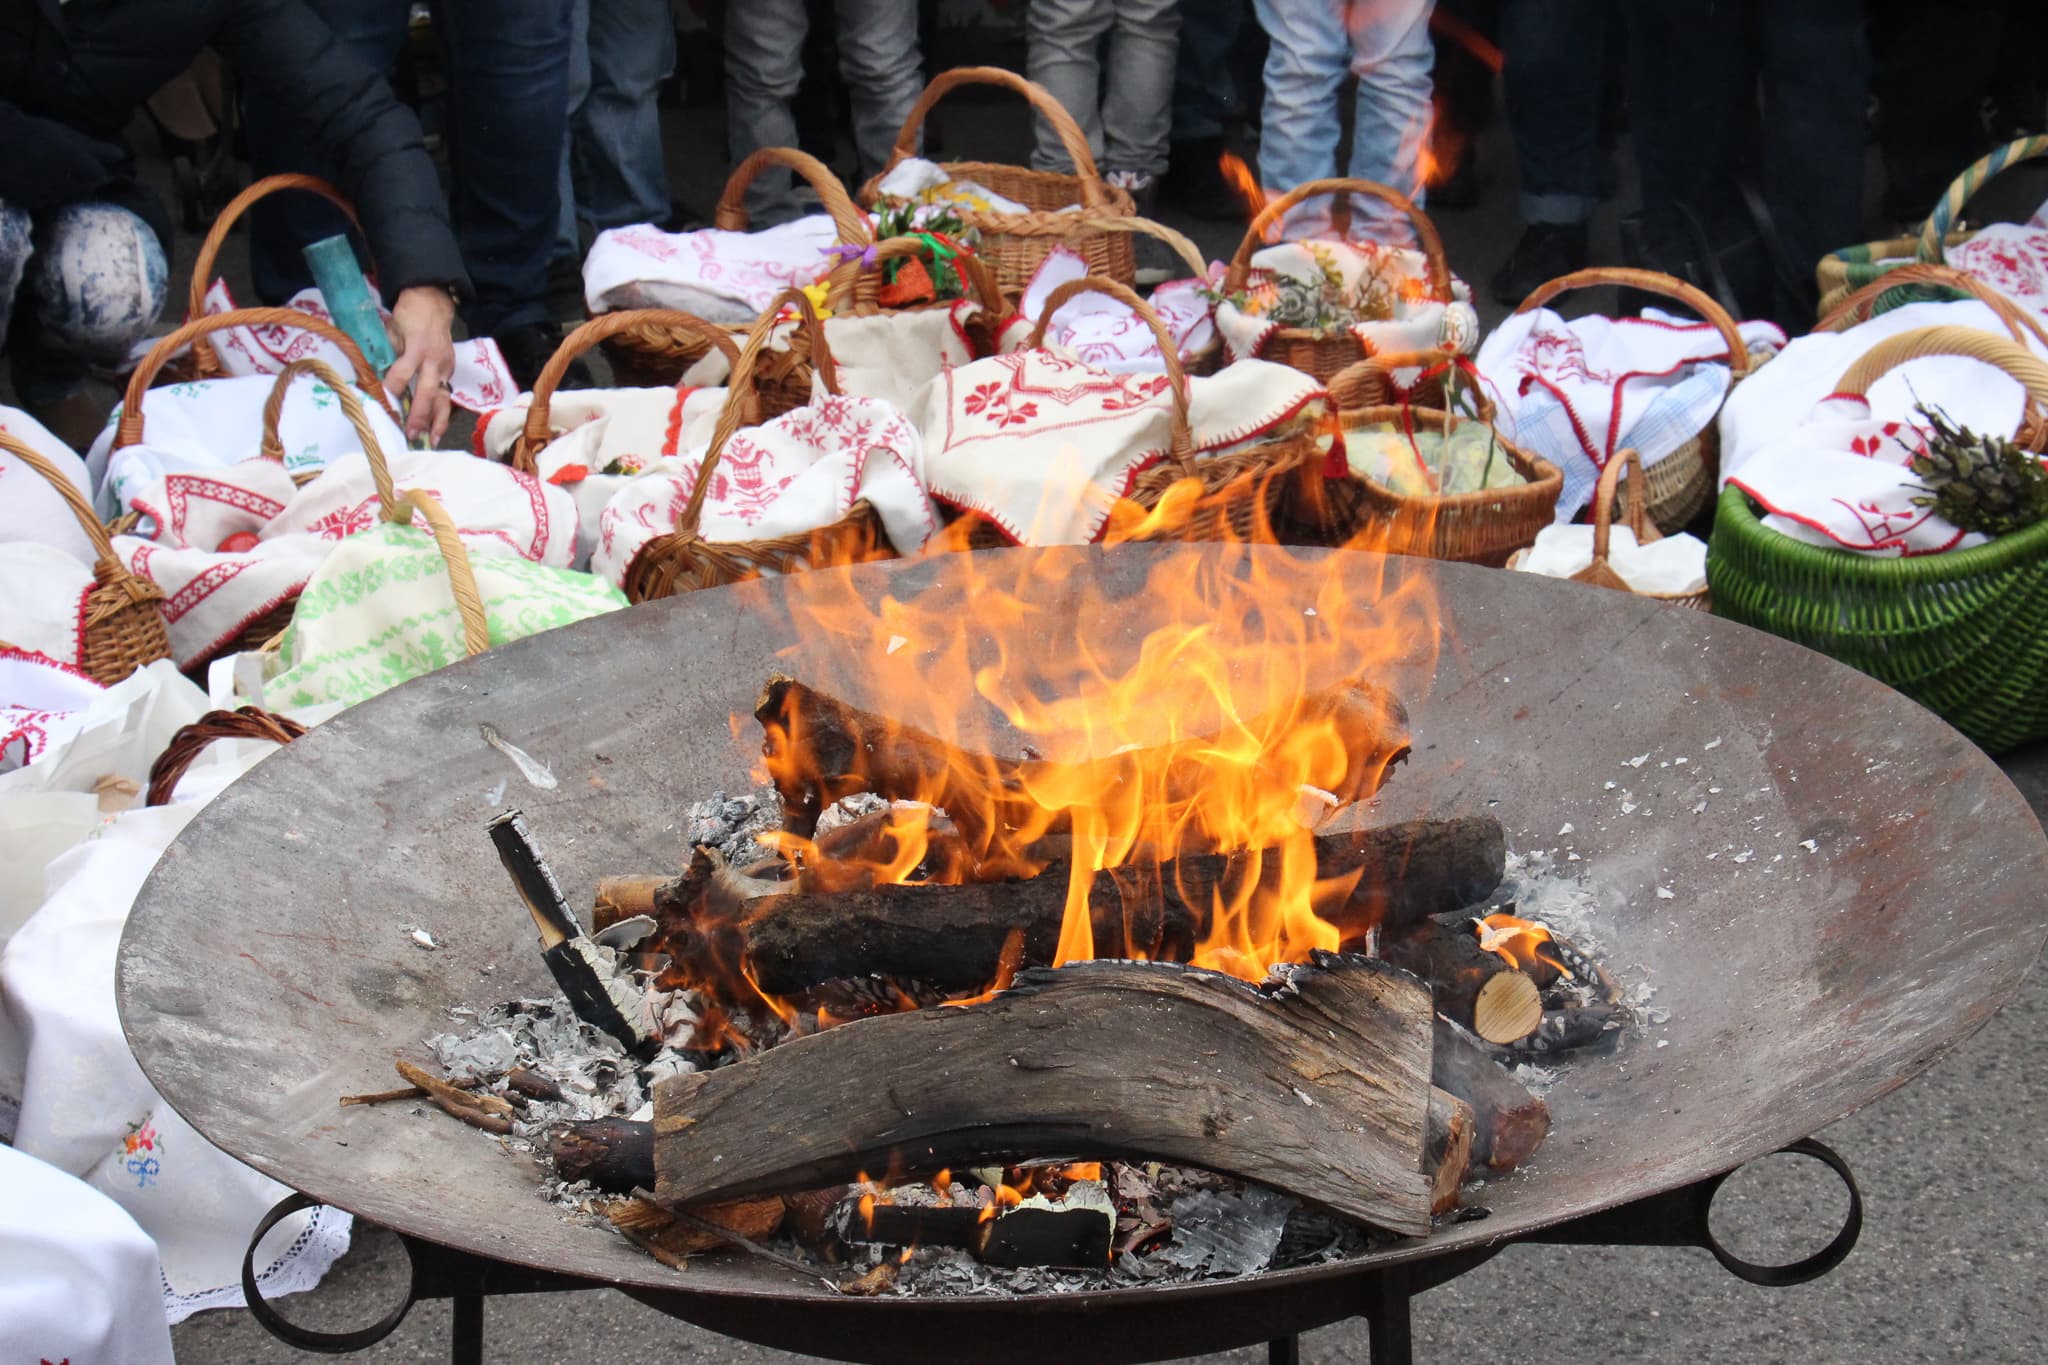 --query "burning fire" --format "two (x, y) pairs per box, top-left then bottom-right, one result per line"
(1217, 151), (1268, 222)
(1475, 913), (1571, 978)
